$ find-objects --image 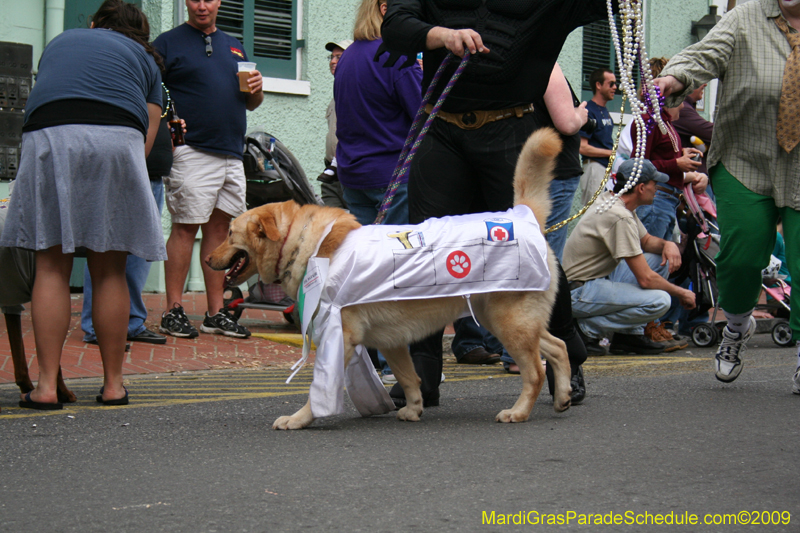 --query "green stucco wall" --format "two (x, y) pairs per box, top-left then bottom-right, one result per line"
(648, 0), (711, 60)
(558, 27), (584, 95)
(0, 0), (46, 66)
